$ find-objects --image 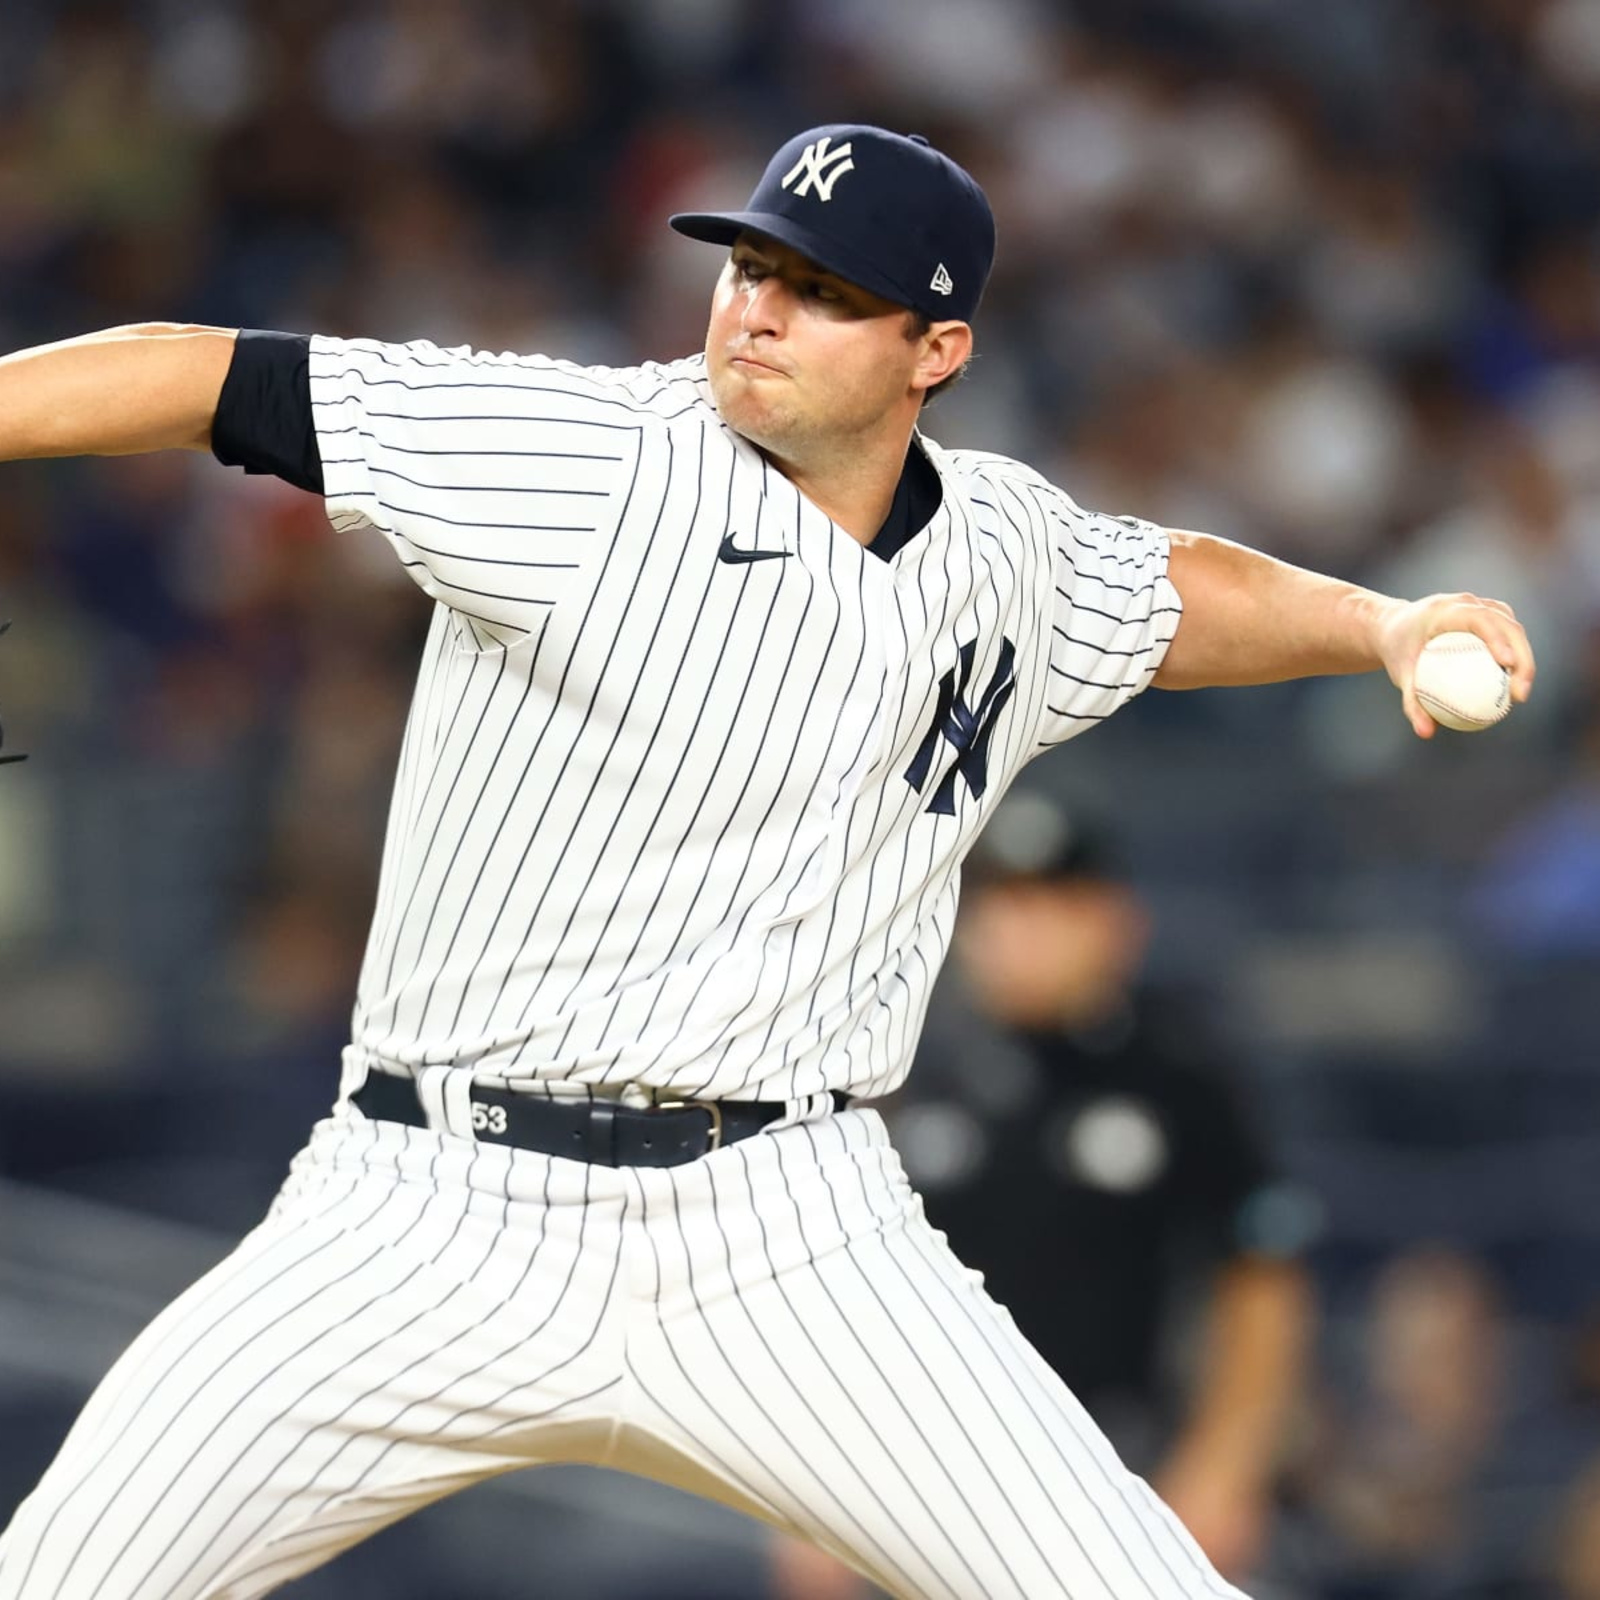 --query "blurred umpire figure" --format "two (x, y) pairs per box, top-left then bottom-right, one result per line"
(888, 789), (1319, 1583)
